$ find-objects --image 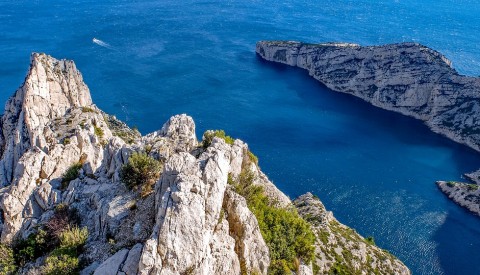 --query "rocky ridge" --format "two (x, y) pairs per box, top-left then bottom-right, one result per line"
(0, 53), (409, 274)
(256, 40), (480, 215)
